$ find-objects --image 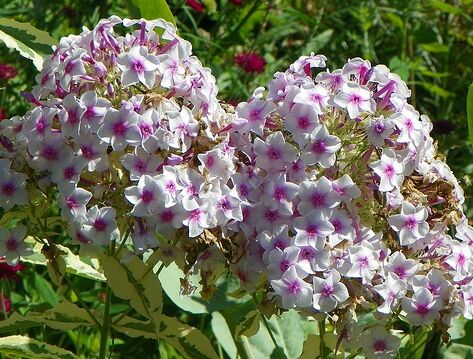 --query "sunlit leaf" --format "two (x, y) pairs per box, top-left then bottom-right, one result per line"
(420, 43), (450, 53)
(430, 0), (462, 14)
(235, 309), (260, 339)
(125, 0), (175, 25)
(0, 18), (55, 70)
(210, 312), (237, 359)
(0, 301), (97, 333)
(0, 335), (80, 358)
